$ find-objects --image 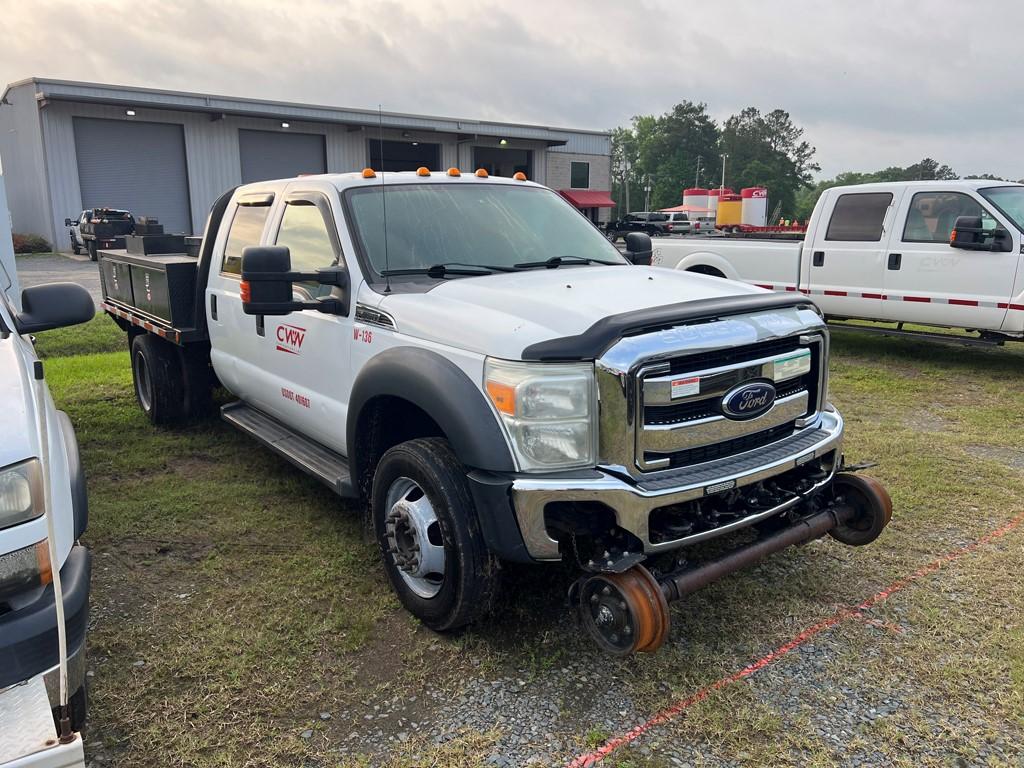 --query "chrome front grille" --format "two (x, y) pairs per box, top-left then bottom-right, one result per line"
(634, 335), (822, 472)
(594, 305), (830, 480)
